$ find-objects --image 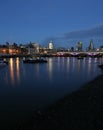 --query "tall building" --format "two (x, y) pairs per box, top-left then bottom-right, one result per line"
(32, 43), (39, 53)
(77, 41), (82, 51)
(88, 40), (94, 51)
(27, 42), (40, 54)
(48, 40), (54, 49)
